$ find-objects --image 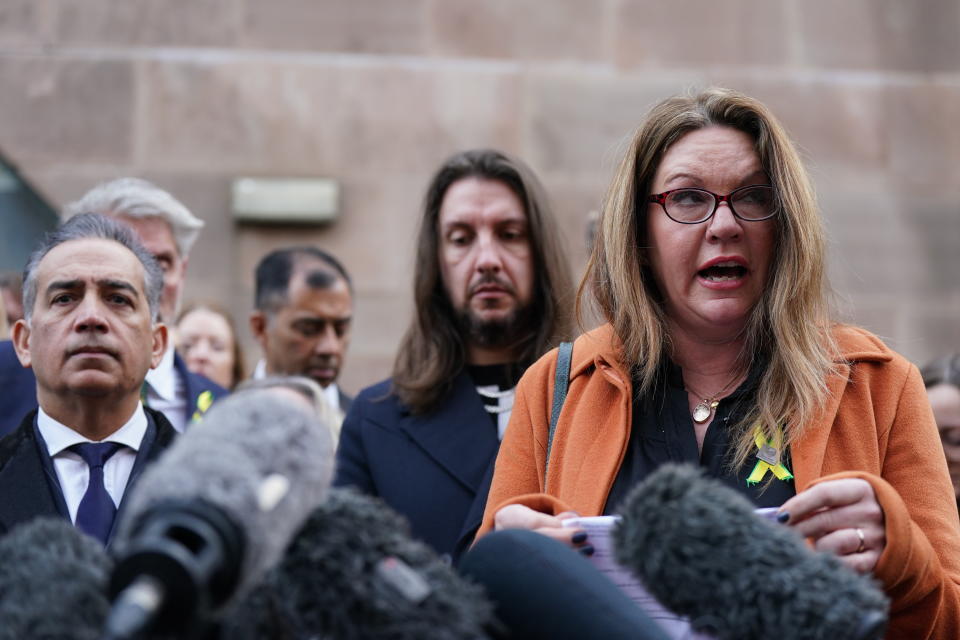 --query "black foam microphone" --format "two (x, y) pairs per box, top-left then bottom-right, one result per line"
(0, 518), (112, 640)
(104, 390), (335, 639)
(614, 464), (889, 640)
(460, 529), (672, 640)
(222, 488), (495, 640)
